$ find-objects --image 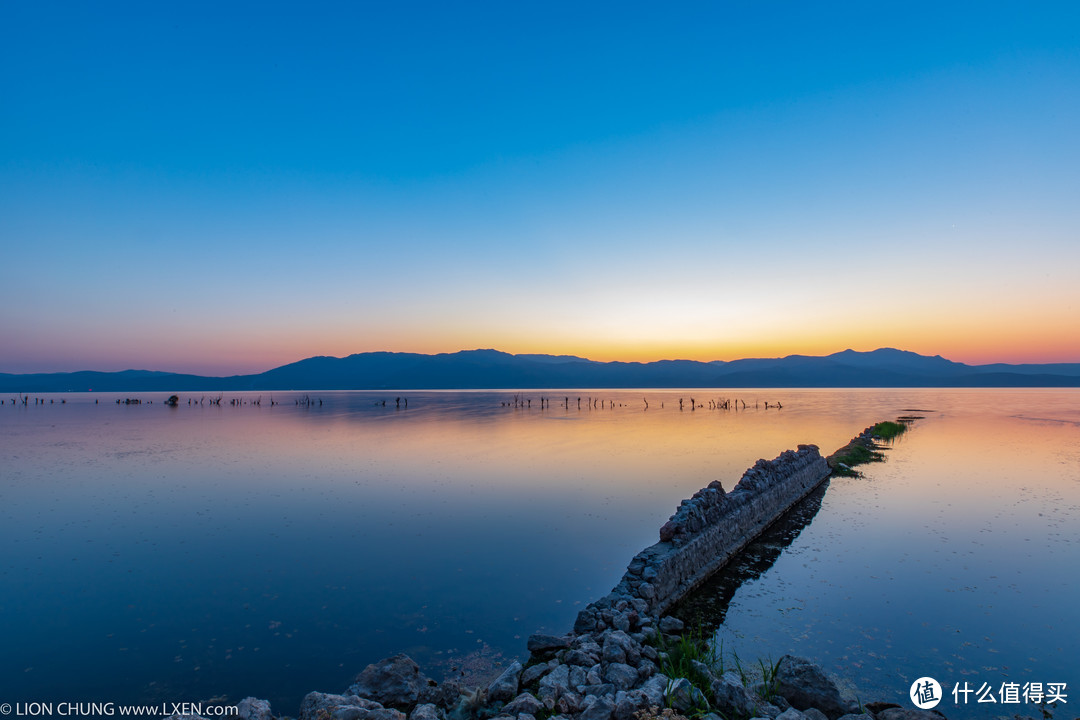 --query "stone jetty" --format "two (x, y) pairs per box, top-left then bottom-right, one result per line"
(204, 421), (992, 720)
